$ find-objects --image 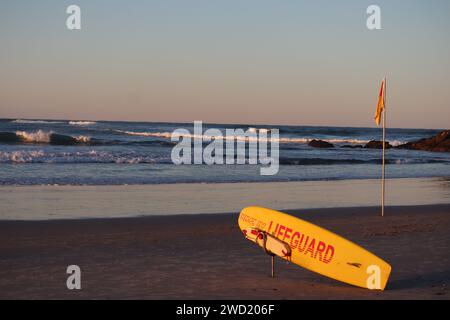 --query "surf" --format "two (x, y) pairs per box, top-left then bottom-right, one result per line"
(69, 121), (97, 126)
(115, 129), (405, 146)
(0, 130), (92, 146)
